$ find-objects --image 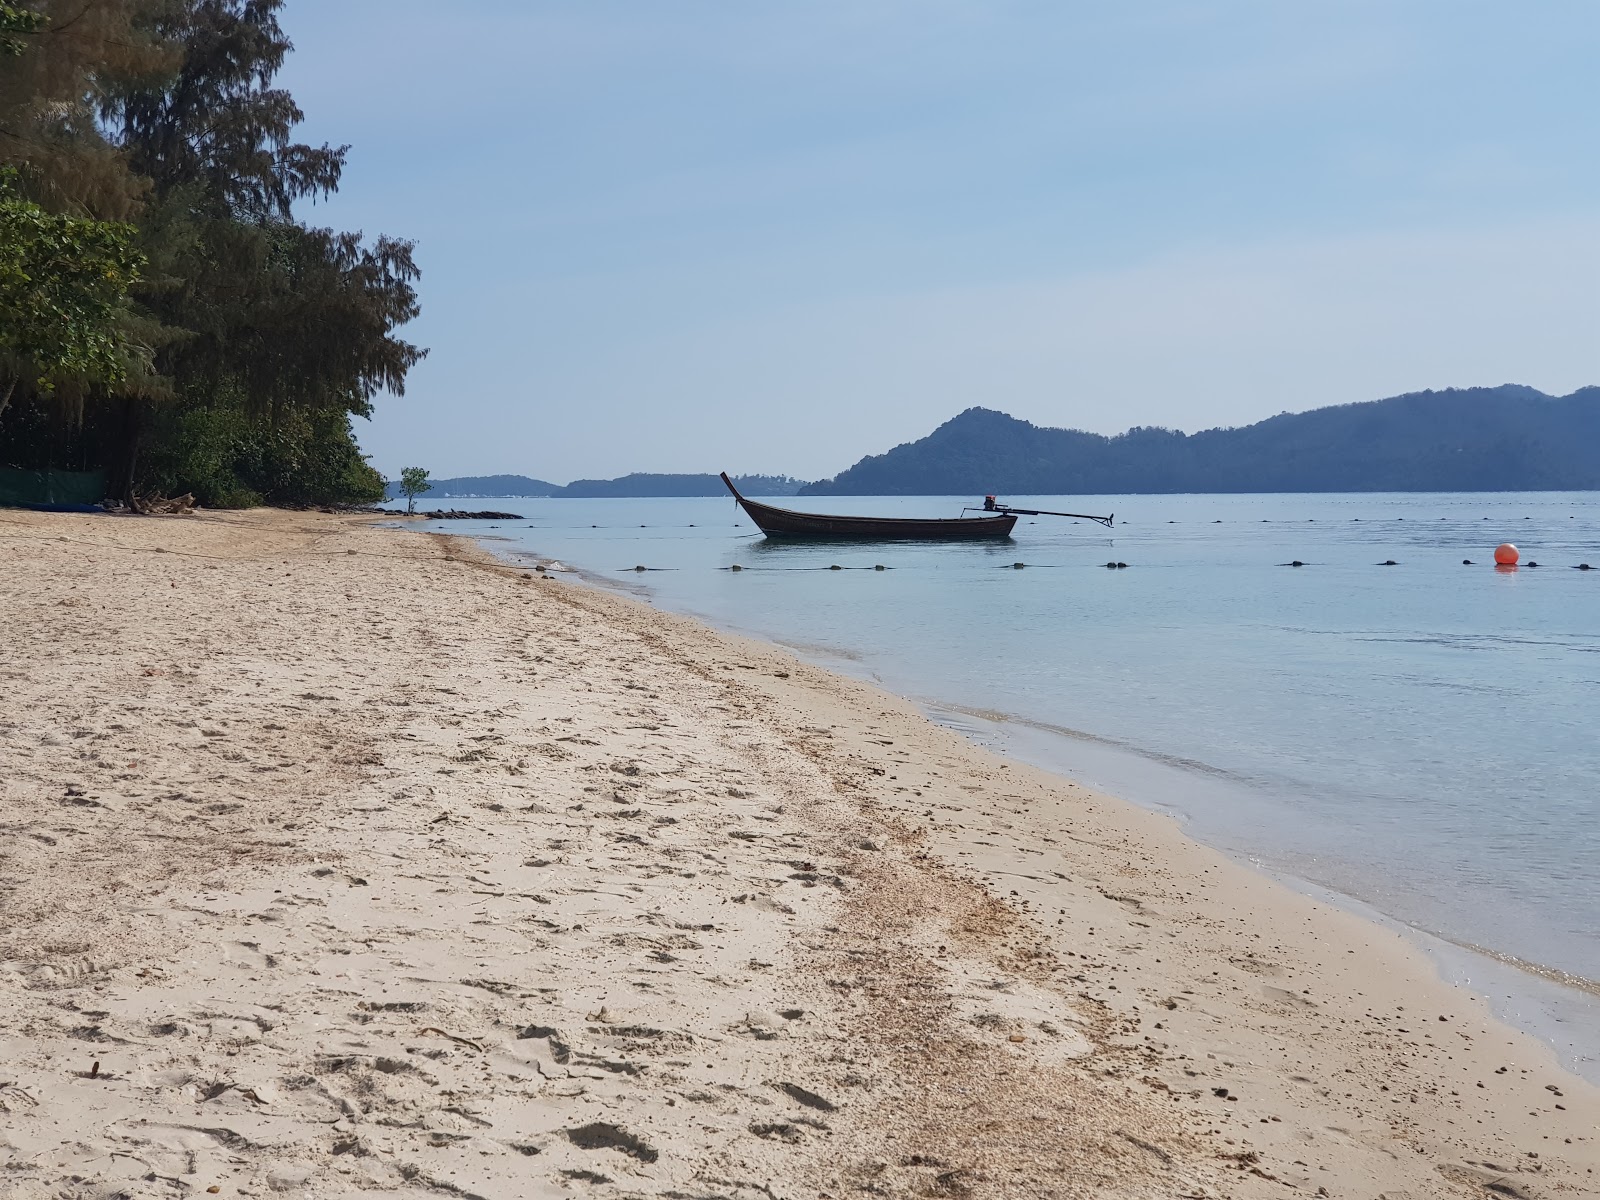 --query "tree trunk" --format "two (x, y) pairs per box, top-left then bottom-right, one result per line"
(113, 395), (144, 503)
